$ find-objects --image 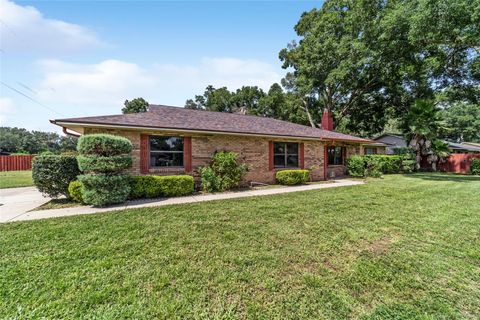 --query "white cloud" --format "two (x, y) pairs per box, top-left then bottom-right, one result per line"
(35, 57), (282, 114)
(0, 0), (105, 52)
(0, 97), (14, 124)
